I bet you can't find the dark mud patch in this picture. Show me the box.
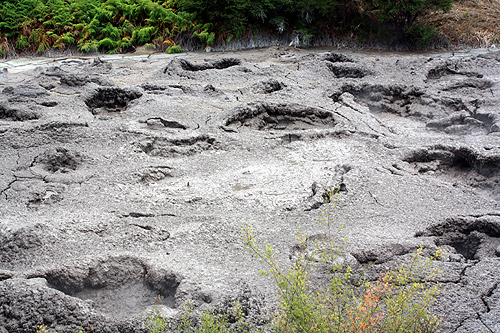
[135,134,217,157]
[326,63,372,78]
[0,103,39,121]
[33,147,84,173]
[416,215,500,260]
[42,256,181,319]
[39,101,58,107]
[143,117,188,129]
[225,102,335,130]
[179,58,241,71]
[322,52,355,63]
[140,83,192,94]
[85,87,142,115]
[252,79,286,94]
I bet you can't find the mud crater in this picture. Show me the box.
[136,134,217,157]
[43,256,181,319]
[404,145,500,197]
[33,147,84,173]
[417,215,500,260]
[326,63,372,78]
[225,102,335,130]
[85,87,142,114]
[331,83,424,116]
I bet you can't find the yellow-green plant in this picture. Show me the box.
[144,299,250,333]
[36,325,48,333]
[144,296,170,333]
[242,189,443,333]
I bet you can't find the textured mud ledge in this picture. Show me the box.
[1,47,500,332]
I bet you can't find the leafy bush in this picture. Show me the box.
[0,0,454,55]
[0,0,198,55]
[242,189,443,333]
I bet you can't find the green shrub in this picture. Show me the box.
[242,189,443,333]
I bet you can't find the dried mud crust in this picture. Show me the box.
[225,102,336,130]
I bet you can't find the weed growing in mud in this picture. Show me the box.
[144,299,250,333]
[242,189,443,333]
[144,296,170,333]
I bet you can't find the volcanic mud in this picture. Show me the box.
[1,47,500,332]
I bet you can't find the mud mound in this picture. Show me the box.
[404,145,500,175]
[225,102,335,130]
[85,87,142,114]
[84,57,113,74]
[426,110,496,134]
[0,224,44,256]
[2,84,49,98]
[0,103,39,121]
[60,73,113,87]
[135,134,217,157]
[33,147,83,173]
[0,278,106,333]
[417,215,500,260]
[442,78,494,91]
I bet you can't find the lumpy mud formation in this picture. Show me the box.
[1,47,500,332]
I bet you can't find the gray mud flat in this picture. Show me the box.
[1,47,500,332]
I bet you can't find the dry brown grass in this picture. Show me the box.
[423,0,500,46]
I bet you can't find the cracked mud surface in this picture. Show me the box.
[1,47,500,332]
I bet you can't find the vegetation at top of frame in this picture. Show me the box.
[0,0,454,56]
